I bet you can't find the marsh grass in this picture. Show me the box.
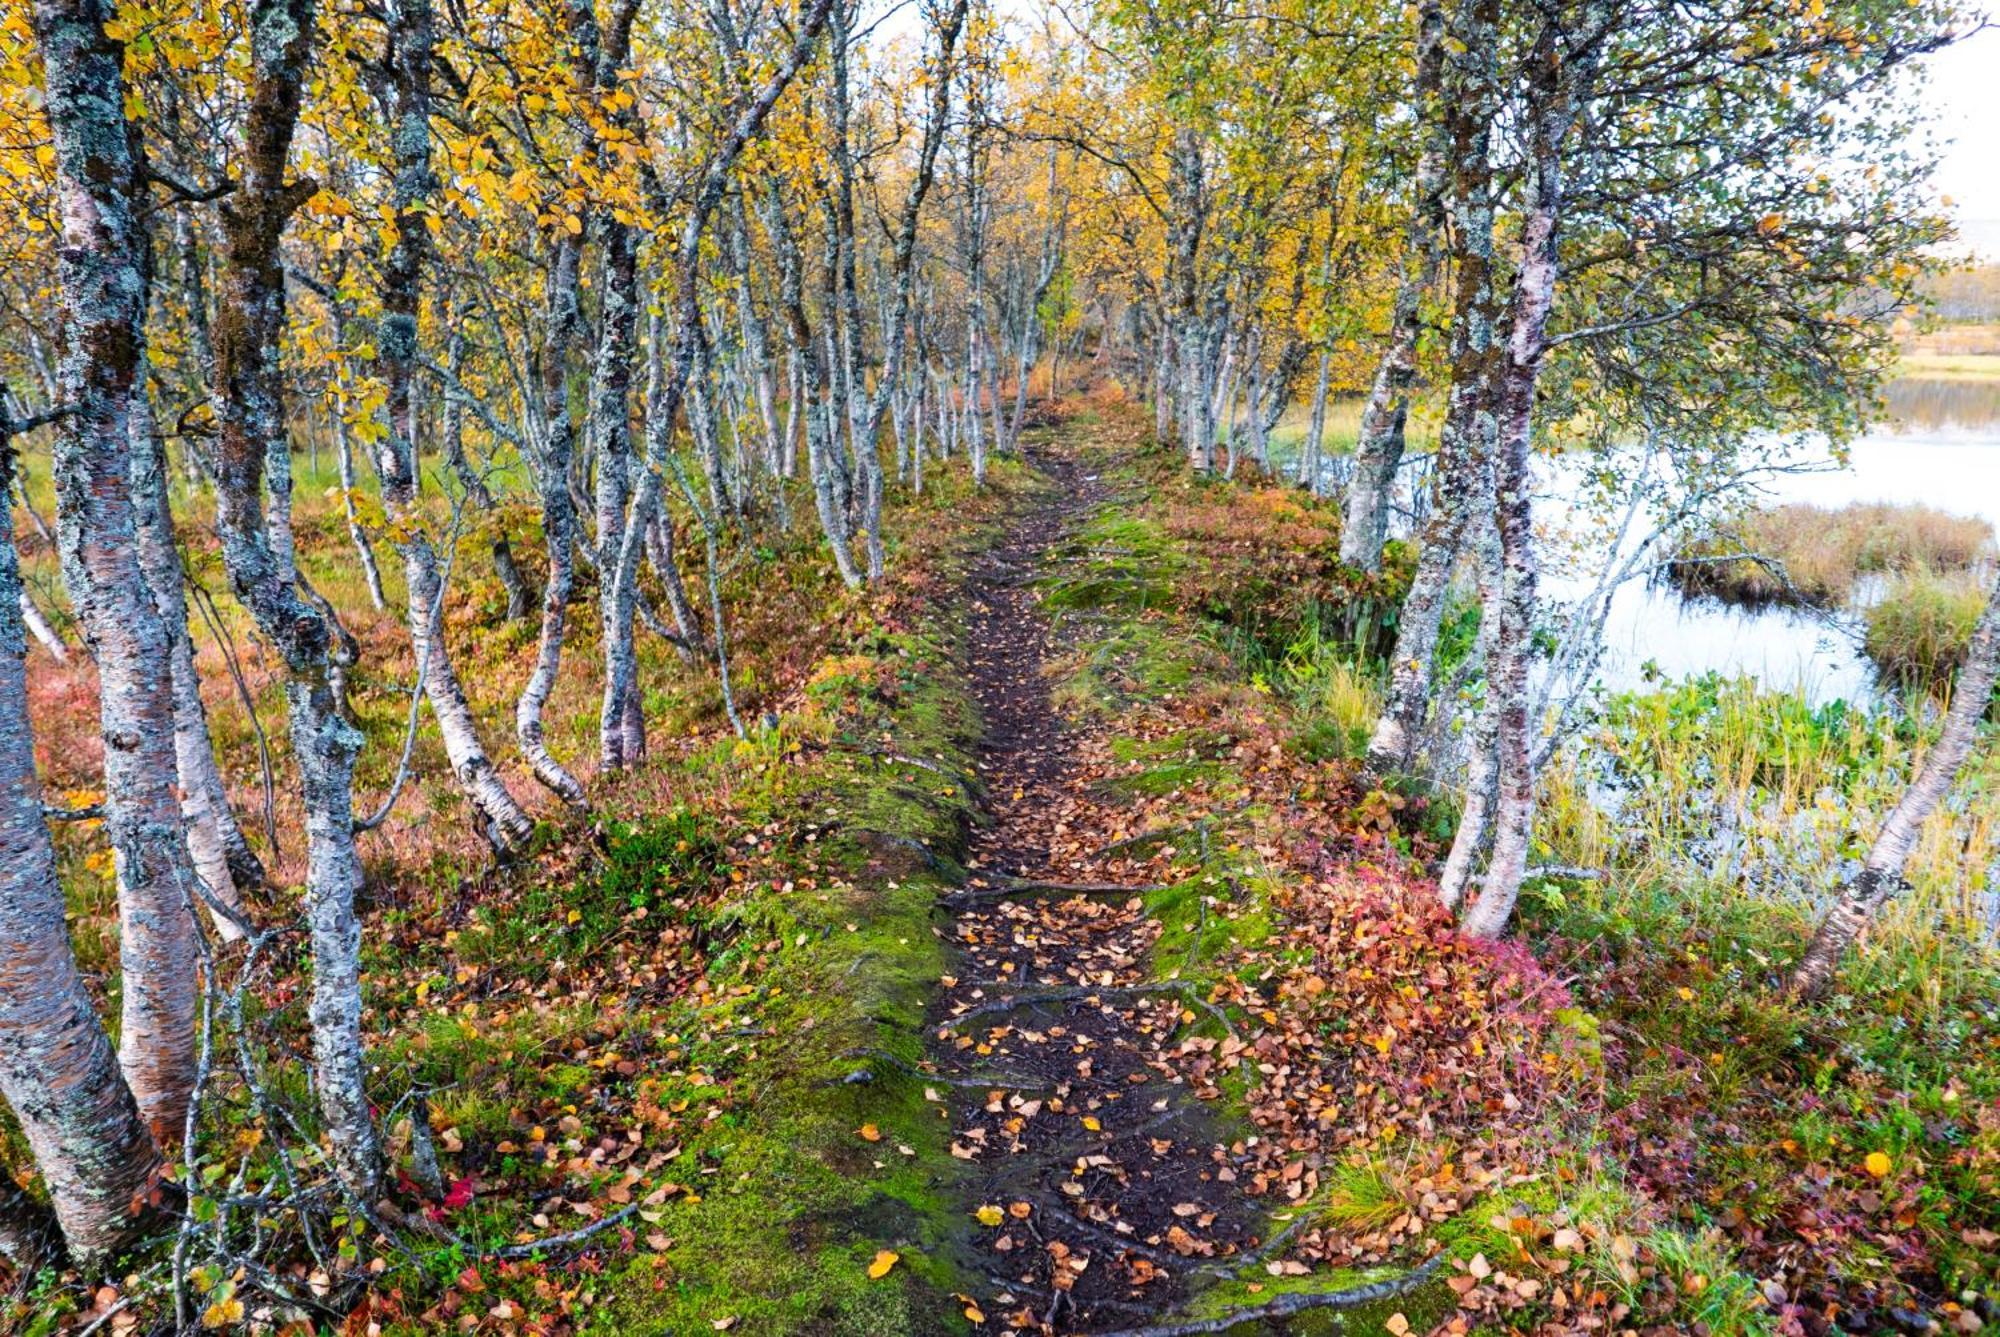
[1262,394,1369,465]
[1671,500,1993,608]
[1897,353,2000,379]
[1865,566,1995,687]
[1536,672,2000,955]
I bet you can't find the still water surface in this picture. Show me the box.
[1548,376,2000,704]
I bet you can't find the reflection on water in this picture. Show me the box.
[1543,374,2000,705]
[1588,584,1874,700]
[1885,376,2000,433]
[1269,375,2000,705]
[1776,435,2000,533]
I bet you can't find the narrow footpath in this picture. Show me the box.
[927,447,1259,1335]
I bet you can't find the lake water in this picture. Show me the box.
[1543,376,2000,705]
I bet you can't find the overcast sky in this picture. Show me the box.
[1925,19,2000,244]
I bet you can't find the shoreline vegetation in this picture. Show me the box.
[1668,500,1997,689]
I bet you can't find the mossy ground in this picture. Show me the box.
[8,400,1999,1336]
[4,444,1043,1333]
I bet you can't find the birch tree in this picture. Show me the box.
[1337,0,1446,572]
[1423,0,1961,932]
[1790,571,2000,995]
[210,0,381,1196]
[0,420,160,1261]
[598,0,837,754]
[369,0,537,846]
[33,0,204,1137]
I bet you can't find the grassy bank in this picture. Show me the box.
[1865,568,1997,686]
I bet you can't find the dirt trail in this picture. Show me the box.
[929,446,1259,1334]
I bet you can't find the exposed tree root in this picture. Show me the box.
[1090,1255,1446,1336]
[941,877,1171,905]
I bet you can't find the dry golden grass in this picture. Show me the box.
[1864,567,1994,687]
[1899,320,2000,359]
[1672,500,1993,607]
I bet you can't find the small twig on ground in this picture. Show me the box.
[943,877,1169,905]
[849,829,952,872]
[490,1204,641,1260]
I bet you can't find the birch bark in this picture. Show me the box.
[210,0,381,1197]
[376,0,536,844]
[1339,0,1448,571]
[1790,570,2000,995]
[1459,1,1611,941]
[18,588,65,661]
[0,425,161,1262]
[34,0,203,1137]
[1362,0,1499,779]
[518,221,589,806]
[131,383,251,940]
[593,220,645,770]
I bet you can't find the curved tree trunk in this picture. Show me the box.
[518,222,590,807]
[18,587,65,661]
[765,182,862,588]
[376,0,535,847]
[210,0,381,1199]
[646,509,704,657]
[0,430,161,1262]
[334,384,389,612]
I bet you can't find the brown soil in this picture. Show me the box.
[928,449,1261,1334]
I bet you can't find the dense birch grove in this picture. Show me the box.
[0,0,1990,1318]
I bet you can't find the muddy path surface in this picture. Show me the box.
[927,446,1262,1335]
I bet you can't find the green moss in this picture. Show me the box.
[1174,1265,1459,1337]
[1040,513,1181,614]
